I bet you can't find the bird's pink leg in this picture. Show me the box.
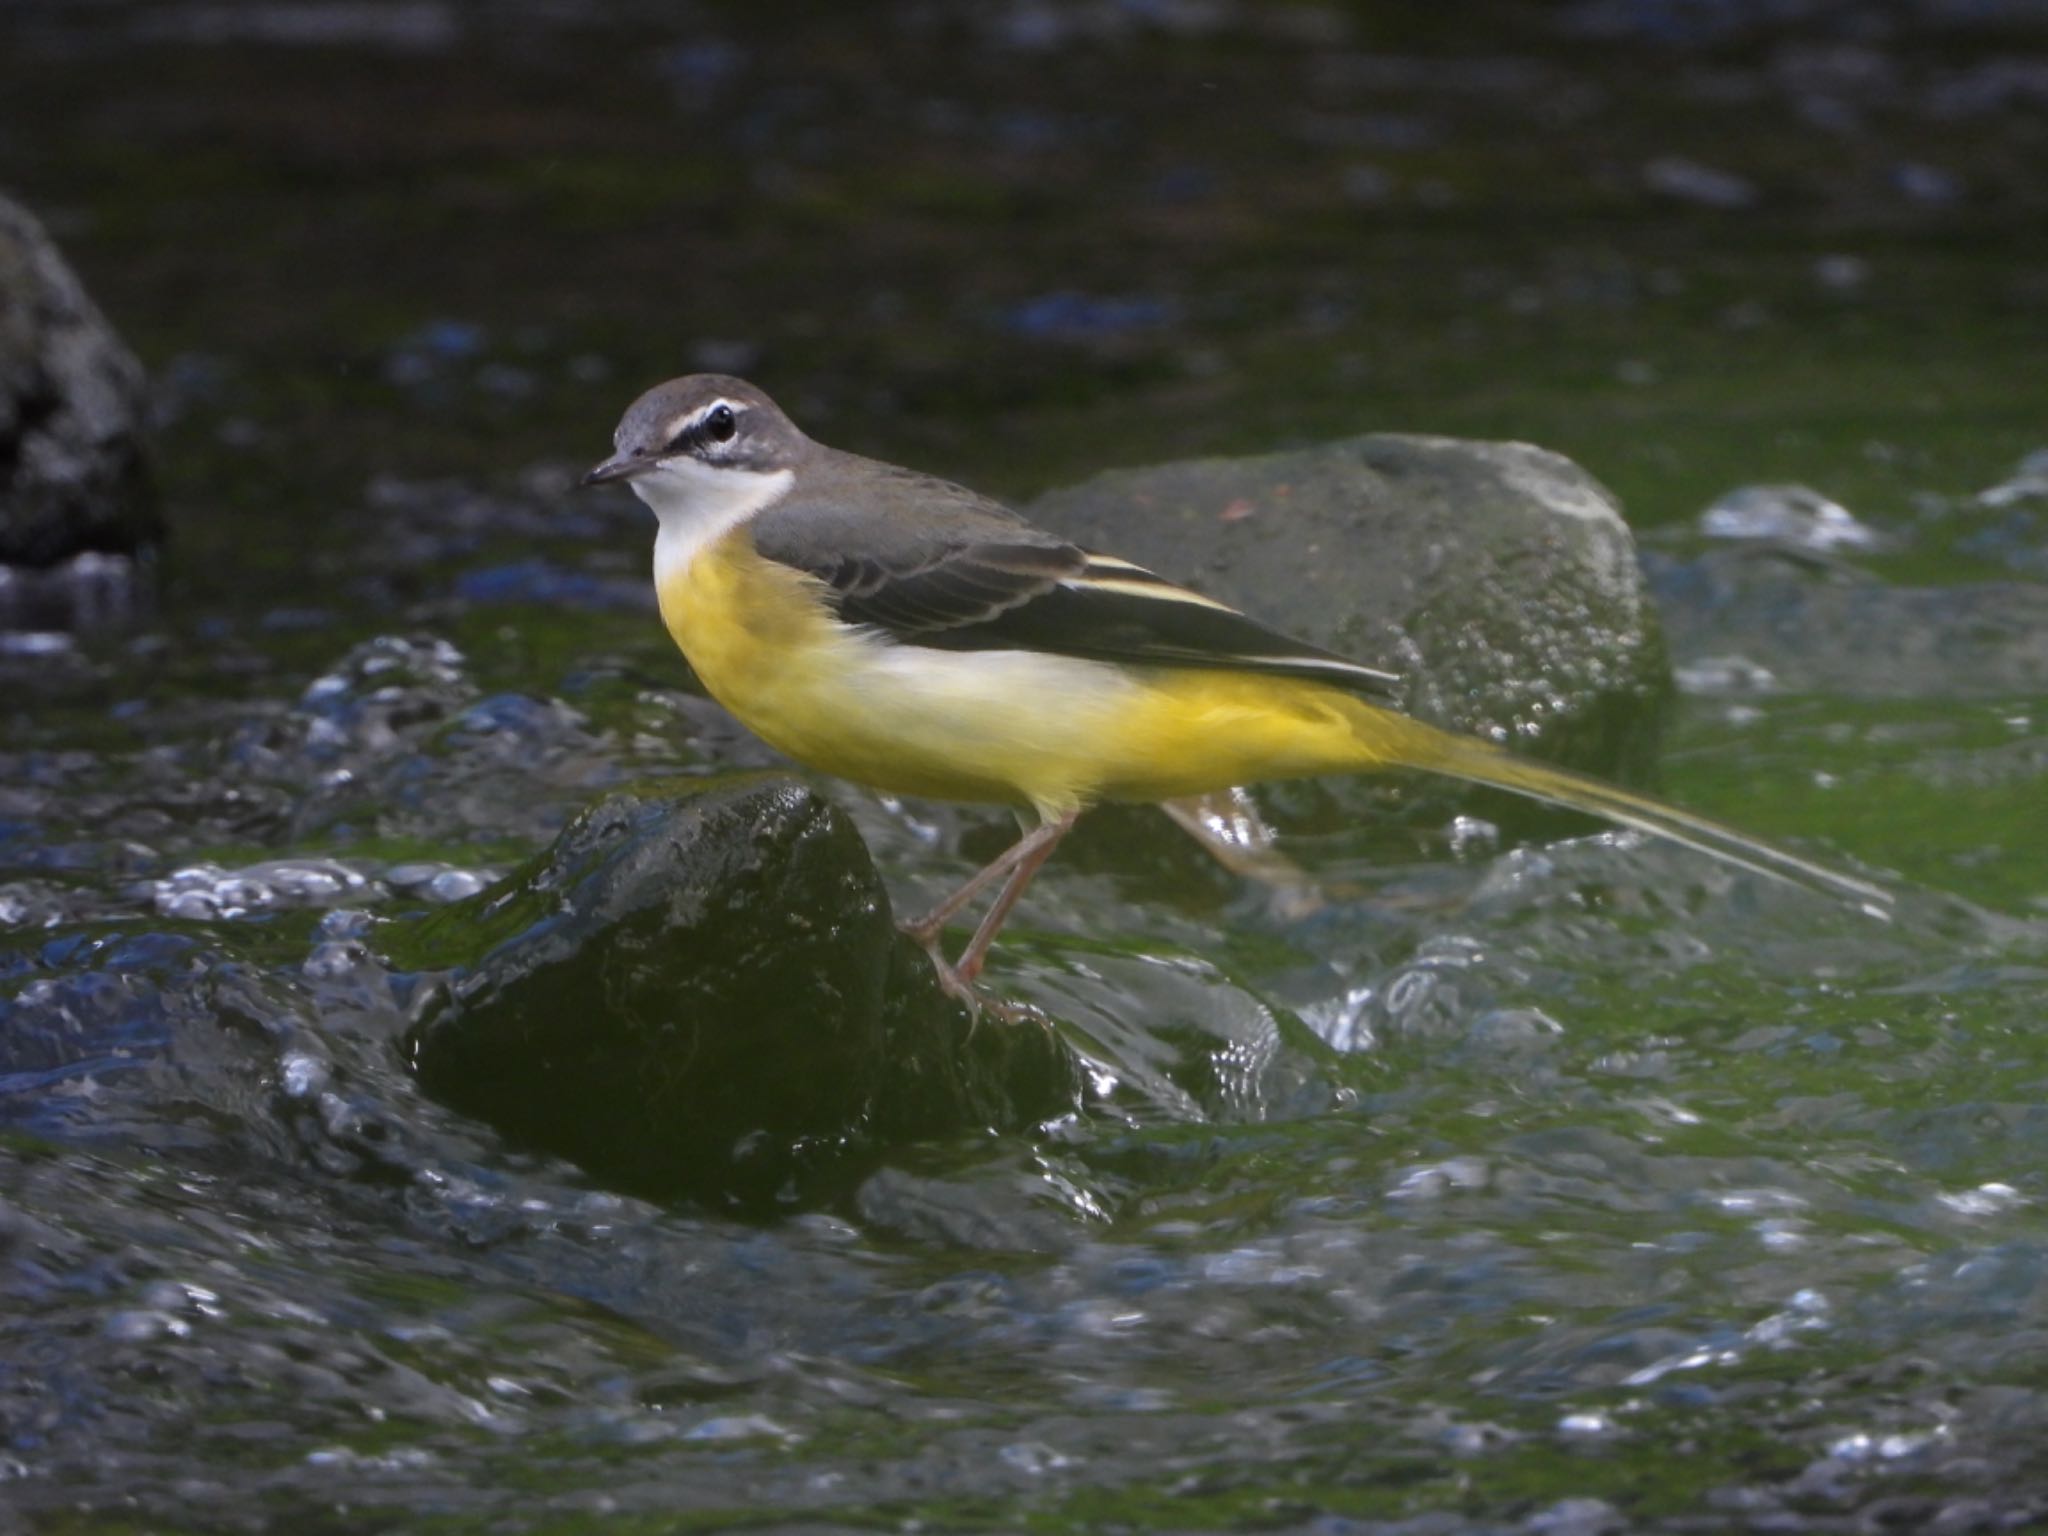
[900,810,1079,1002]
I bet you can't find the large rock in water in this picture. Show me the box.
[0,194,155,568]
[1030,435,1669,781]
[402,780,1079,1209]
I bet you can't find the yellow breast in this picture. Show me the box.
[656,527,1388,818]
[657,528,1091,812]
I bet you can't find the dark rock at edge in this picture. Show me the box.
[403,779,1080,1209]
[0,193,157,571]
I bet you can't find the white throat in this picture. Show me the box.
[637,458,795,588]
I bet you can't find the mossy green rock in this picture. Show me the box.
[1031,435,1670,782]
[404,780,1080,1209]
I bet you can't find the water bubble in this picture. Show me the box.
[103,1309,189,1342]
[152,859,378,921]
[1674,654,1778,695]
[280,1052,330,1099]
[1448,814,1500,856]
[1977,448,2048,509]
[1828,1428,1937,1462]
[1699,484,1886,553]
[998,1440,1074,1475]
[1386,1157,1489,1201]
[681,1414,798,1443]
[425,869,490,902]
[1936,1182,2025,1216]
[302,940,370,981]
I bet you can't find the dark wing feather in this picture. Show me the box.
[747,459,1400,697]
[951,562,1401,696]
[823,541,1087,637]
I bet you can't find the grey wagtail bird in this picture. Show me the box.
[583,375,1889,998]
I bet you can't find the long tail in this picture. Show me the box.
[1350,705,1893,912]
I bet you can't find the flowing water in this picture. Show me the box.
[4,3,2048,1530]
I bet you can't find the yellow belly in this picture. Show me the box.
[652,531,1889,910]
[659,530,1396,818]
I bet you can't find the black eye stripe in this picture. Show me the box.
[664,402,742,454]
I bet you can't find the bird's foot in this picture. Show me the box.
[923,951,983,1015]
[899,922,1044,1033]
[900,919,979,1008]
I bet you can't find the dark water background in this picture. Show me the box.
[4,1,2048,1529]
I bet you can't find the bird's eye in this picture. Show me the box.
[706,404,737,443]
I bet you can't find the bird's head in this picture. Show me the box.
[583,374,807,517]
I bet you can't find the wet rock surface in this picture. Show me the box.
[1033,436,1670,781]
[405,781,1078,1207]
[0,194,156,572]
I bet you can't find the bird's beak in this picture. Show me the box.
[582,451,652,488]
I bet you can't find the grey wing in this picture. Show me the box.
[749,461,1086,635]
[747,464,1401,697]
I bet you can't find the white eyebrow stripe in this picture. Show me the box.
[663,398,744,444]
[1060,575,1239,610]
